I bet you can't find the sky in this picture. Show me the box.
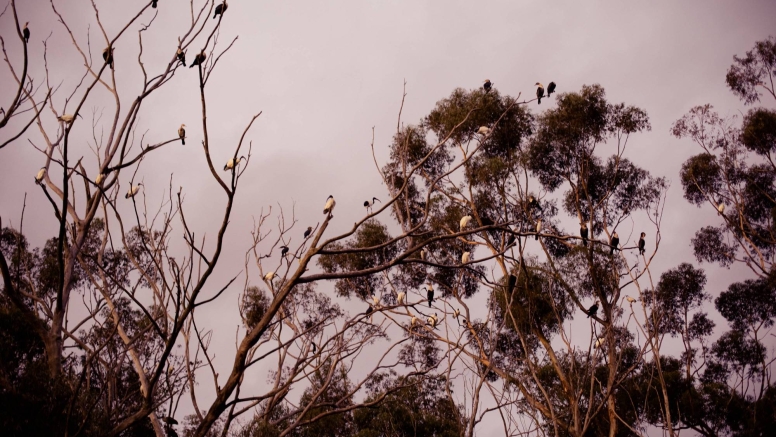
[1,0,776,434]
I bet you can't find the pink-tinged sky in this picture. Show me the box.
[1,1,775,433]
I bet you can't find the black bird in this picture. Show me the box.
[22,22,30,44]
[535,83,545,104]
[280,245,289,257]
[103,47,114,69]
[506,234,516,247]
[152,0,158,8]
[426,284,434,307]
[365,305,374,316]
[190,51,206,69]
[507,274,517,295]
[364,197,380,213]
[580,223,588,247]
[528,195,543,212]
[213,0,228,19]
[303,226,312,239]
[610,232,619,255]
[162,417,178,425]
[483,79,492,93]
[547,81,556,97]
[176,48,186,66]
[587,301,599,318]
[638,232,646,255]
[311,343,317,353]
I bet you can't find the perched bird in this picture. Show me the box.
[162,417,178,425]
[717,202,725,214]
[477,126,492,136]
[535,83,545,104]
[420,249,426,261]
[263,272,276,281]
[95,173,106,185]
[610,232,619,255]
[427,313,438,328]
[453,308,460,324]
[626,296,637,304]
[587,301,599,318]
[303,226,313,239]
[58,113,81,123]
[125,183,143,199]
[528,195,543,212]
[22,22,30,44]
[594,338,603,349]
[102,47,114,69]
[638,232,646,255]
[483,79,492,93]
[372,295,380,307]
[507,274,517,295]
[152,0,158,8]
[364,197,380,213]
[506,234,516,247]
[311,343,317,353]
[323,195,336,214]
[580,223,589,247]
[176,47,186,66]
[460,215,472,231]
[213,0,228,19]
[397,291,405,305]
[365,304,374,320]
[34,167,46,185]
[280,246,289,257]
[411,315,417,326]
[189,51,206,69]
[535,219,542,241]
[461,251,471,264]
[426,284,434,307]
[547,81,556,97]
[223,156,244,171]
[178,124,186,145]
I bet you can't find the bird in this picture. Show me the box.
[189,51,206,69]
[461,251,471,264]
[22,22,30,44]
[178,124,186,145]
[311,343,317,353]
[427,313,438,328]
[411,315,417,326]
[460,215,472,231]
[625,296,637,304]
[528,195,543,212]
[34,167,46,185]
[162,417,178,425]
[364,197,380,213]
[535,83,545,104]
[176,47,186,66]
[426,284,434,307]
[507,274,517,295]
[125,183,143,199]
[280,246,289,257]
[580,223,589,247]
[506,234,516,247]
[587,301,599,318]
[594,338,603,349]
[323,195,336,214]
[610,232,619,255]
[420,249,426,261]
[223,156,244,171]
[477,126,492,136]
[535,219,542,241]
[547,81,556,97]
[213,0,228,19]
[58,113,81,123]
[638,232,646,255]
[95,173,106,185]
[263,272,276,281]
[303,226,313,239]
[372,295,380,307]
[483,79,492,93]
[717,202,725,214]
[453,308,460,323]
[102,47,114,69]
[397,291,405,305]
[151,0,158,8]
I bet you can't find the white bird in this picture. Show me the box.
[125,183,143,199]
[323,195,336,214]
[224,156,245,171]
[427,313,438,328]
[34,167,46,185]
[594,338,603,349]
[460,215,472,231]
[411,315,417,326]
[717,202,725,214]
[626,296,637,303]
[535,219,542,241]
[372,295,380,307]
[58,113,81,123]
[178,124,186,145]
[477,126,491,135]
[420,249,426,261]
[263,272,276,281]
[364,197,381,213]
[461,251,471,264]
[95,173,106,185]
[453,308,460,319]
[397,292,405,305]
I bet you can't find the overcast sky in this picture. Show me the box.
[2,0,776,433]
